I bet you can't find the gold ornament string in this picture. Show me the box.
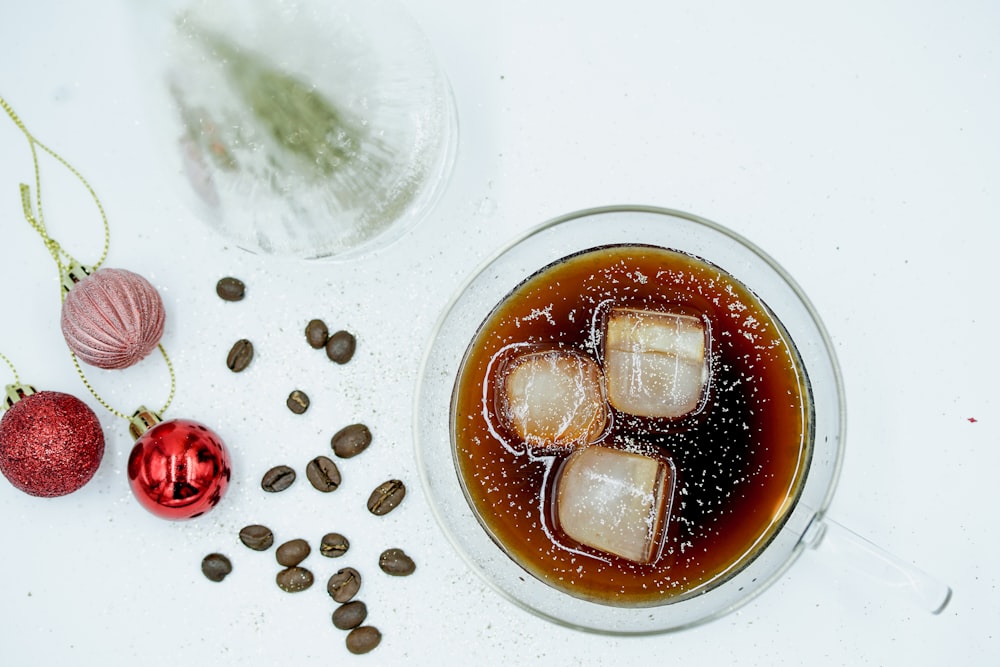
[0,352,20,387]
[0,96,109,282]
[69,345,176,421]
[0,94,175,421]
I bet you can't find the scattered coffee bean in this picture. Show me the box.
[216,276,246,301]
[332,601,367,631]
[286,389,310,414]
[305,319,329,349]
[201,553,232,582]
[276,538,311,567]
[261,465,296,493]
[226,338,254,372]
[378,548,416,576]
[276,566,314,593]
[346,626,381,655]
[367,479,406,516]
[305,456,341,492]
[327,567,362,603]
[238,524,274,551]
[319,532,350,558]
[331,423,372,459]
[325,330,356,364]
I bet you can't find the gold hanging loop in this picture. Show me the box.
[0,95,176,421]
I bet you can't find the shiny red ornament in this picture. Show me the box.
[0,389,105,497]
[127,412,231,520]
[61,267,167,370]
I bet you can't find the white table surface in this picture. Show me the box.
[1,1,997,664]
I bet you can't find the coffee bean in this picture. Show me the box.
[332,600,367,630]
[346,626,381,655]
[367,479,406,516]
[201,553,232,582]
[327,567,362,603]
[238,524,274,551]
[276,538,311,567]
[325,330,356,364]
[331,423,372,459]
[226,338,254,372]
[305,456,341,492]
[261,465,296,492]
[319,532,350,558]
[305,319,329,349]
[378,548,416,576]
[276,566,314,593]
[286,390,310,414]
[216,276,245,301]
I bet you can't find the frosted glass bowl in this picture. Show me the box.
[415,206,846,634]
[136,0,457,260]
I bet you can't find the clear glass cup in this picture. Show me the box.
[414,205,949,634]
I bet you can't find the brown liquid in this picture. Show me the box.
[453,245,812,606]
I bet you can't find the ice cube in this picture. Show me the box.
[500,349,607,451]
[555,444,672,563]
[603,307,708,418]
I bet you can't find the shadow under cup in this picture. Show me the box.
[415,206,845,634]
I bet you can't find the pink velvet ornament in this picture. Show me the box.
[61,268,166,370]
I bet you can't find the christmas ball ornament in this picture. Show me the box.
[61,267,167,370]
[0,386,105,497]
[127,408,231,520]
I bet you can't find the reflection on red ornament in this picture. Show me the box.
[127,412,230,520]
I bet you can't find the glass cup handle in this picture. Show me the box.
[804,515,952,614]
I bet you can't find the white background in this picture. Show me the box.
[0,1,997,664]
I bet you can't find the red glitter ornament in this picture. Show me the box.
[61,267,167,370]
[126,409,231,520]
[0,388,105,497]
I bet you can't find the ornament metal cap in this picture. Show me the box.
[4,382,37,410]
[129,406,163,440]
[61,260,93,293]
